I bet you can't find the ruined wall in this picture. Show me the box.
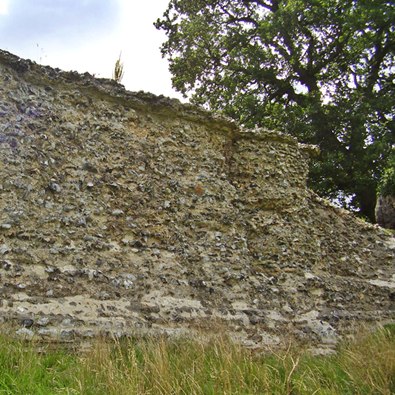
[0,50,394,351]
[376,195,395,230]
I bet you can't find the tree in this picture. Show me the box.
[155,0,395,222]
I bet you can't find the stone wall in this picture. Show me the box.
[0,50,394,352]
[376,195,395,229]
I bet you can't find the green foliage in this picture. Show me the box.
[378,150,395,197]
[155,0,395,221]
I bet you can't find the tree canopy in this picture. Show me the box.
[155,0,395,222]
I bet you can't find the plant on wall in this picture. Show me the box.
[113,52,124,83]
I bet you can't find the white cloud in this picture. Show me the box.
[0,0,9,15]
[0,0,119,46]
[0,0,183,100]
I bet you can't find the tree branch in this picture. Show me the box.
[242,0,279,12]
[366,30,395,94]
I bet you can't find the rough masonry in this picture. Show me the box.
[0,50,394,352]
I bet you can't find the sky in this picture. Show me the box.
[0,0,185,100]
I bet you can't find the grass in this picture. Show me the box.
[0,325,394,394]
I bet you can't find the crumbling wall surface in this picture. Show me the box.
[376,195,395,230]
[0,50,394,351]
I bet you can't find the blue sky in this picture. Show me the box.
[0,0,183,99]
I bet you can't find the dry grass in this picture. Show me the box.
[0,325,394,394]
[113,52,124,83]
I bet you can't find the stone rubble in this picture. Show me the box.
[0,49,394,351]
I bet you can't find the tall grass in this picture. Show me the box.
[0,325,394,394]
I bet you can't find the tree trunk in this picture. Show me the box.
[354,186,377,223]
